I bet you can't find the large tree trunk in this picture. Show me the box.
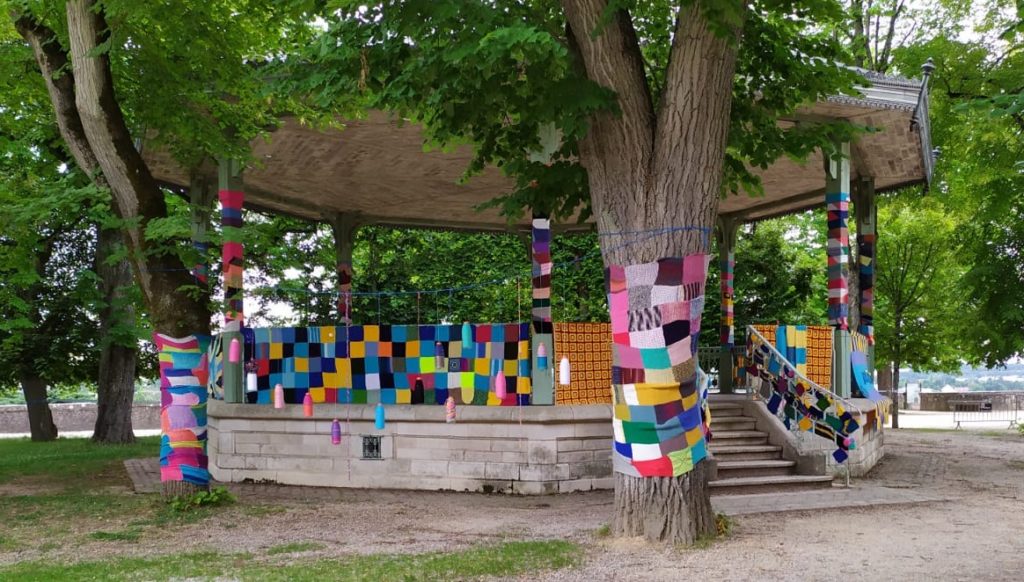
[14,5,210,338]
[19,373,58,442]
[93,226,137,444]
[563,0,740,543]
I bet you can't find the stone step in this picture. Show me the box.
[709,444,783,462]
[708,402,744,415]
[710,415,756,431]
[709,474,835,496]
[709,430,768,446]
[715,459,795,479]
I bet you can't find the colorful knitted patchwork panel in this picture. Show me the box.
[851,331,884,402]
[219,189,244,324]
[858,232,875,342]
[554,322,613,405]
[243,323,531,406]
[776,325,808,377]
[156,334,210,486]
[752,324,832,389]
[607,256,711,478]
[531,217,553,334]
[826,190,850,329]
[746,332,858,463]
[720,251,735,347]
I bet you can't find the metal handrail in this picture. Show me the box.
[745,325,864,417]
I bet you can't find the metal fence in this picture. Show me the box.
[952,394,1020,429]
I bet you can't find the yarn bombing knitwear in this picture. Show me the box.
[608,255,711,478]
[156,334,210,486]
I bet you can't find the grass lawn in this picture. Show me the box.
[0,436,581,581]
[0,541,579,582]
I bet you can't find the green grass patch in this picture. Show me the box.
[0,534,19,551]
[88,529,141,543]
[594,523,611,538]
[0,540,580,581]
[266,541,326,555]
[0,436,159,487]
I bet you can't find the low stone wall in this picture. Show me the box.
[208,401,614,494]
[919,391,1023,412]
[743,397,885,478]
[0,402,161,434]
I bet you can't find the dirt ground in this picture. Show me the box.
[3,429,1023,580]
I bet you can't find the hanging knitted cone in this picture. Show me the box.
[245,371,257,393]
[461,321,473,349]
[537,342,548,370]
[412,376,425,405]
[434,342,445,370]
[273,383,285,409]
[559,356,571,386]
[495,371,507,400]
[303,392,314,417]
[228,337,241,363]
[375,402,386,430]
[331,418,342,445]
[445,396,456,424]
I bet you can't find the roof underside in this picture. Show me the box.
[145,74,931,231]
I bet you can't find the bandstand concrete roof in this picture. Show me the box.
[145,70,933,231]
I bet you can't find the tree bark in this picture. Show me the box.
[19,373,58,442]
[15,4,210,337]
[93,226,137,444]
[563,0,740,543]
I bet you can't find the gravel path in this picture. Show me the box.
[3,429,1023,580]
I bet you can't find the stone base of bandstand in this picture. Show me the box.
[207,400,614,494]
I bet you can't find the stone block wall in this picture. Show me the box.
[0,403,160,434]
[919,391,1022,412]
[208,401,614,494]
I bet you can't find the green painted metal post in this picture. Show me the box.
[825,143,852,399]
[219,159,245,403]
[716,216,740,393]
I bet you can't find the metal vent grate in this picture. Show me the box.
[361,435,382,460]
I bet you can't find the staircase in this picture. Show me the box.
[708,397,834,495]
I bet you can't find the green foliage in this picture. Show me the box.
[887,2,1024,366]
[167,486,236,513]
[715,512,734,537]
[874,195,965,373]
[703,213,827,334]
[284,0,866,225]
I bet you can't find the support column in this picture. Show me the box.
[330,213,360,325]
[530,216,554,405]
[188,173,215,289]
[854,176,876,368]
[218,159,244,403]
[716,216,740,393]
[825,143,852,398]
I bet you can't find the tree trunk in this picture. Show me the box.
[93,226,137,444]
[19,373,58,442]
[562,0,740,543]
[16,5,210,338]
[613,462,716,544]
